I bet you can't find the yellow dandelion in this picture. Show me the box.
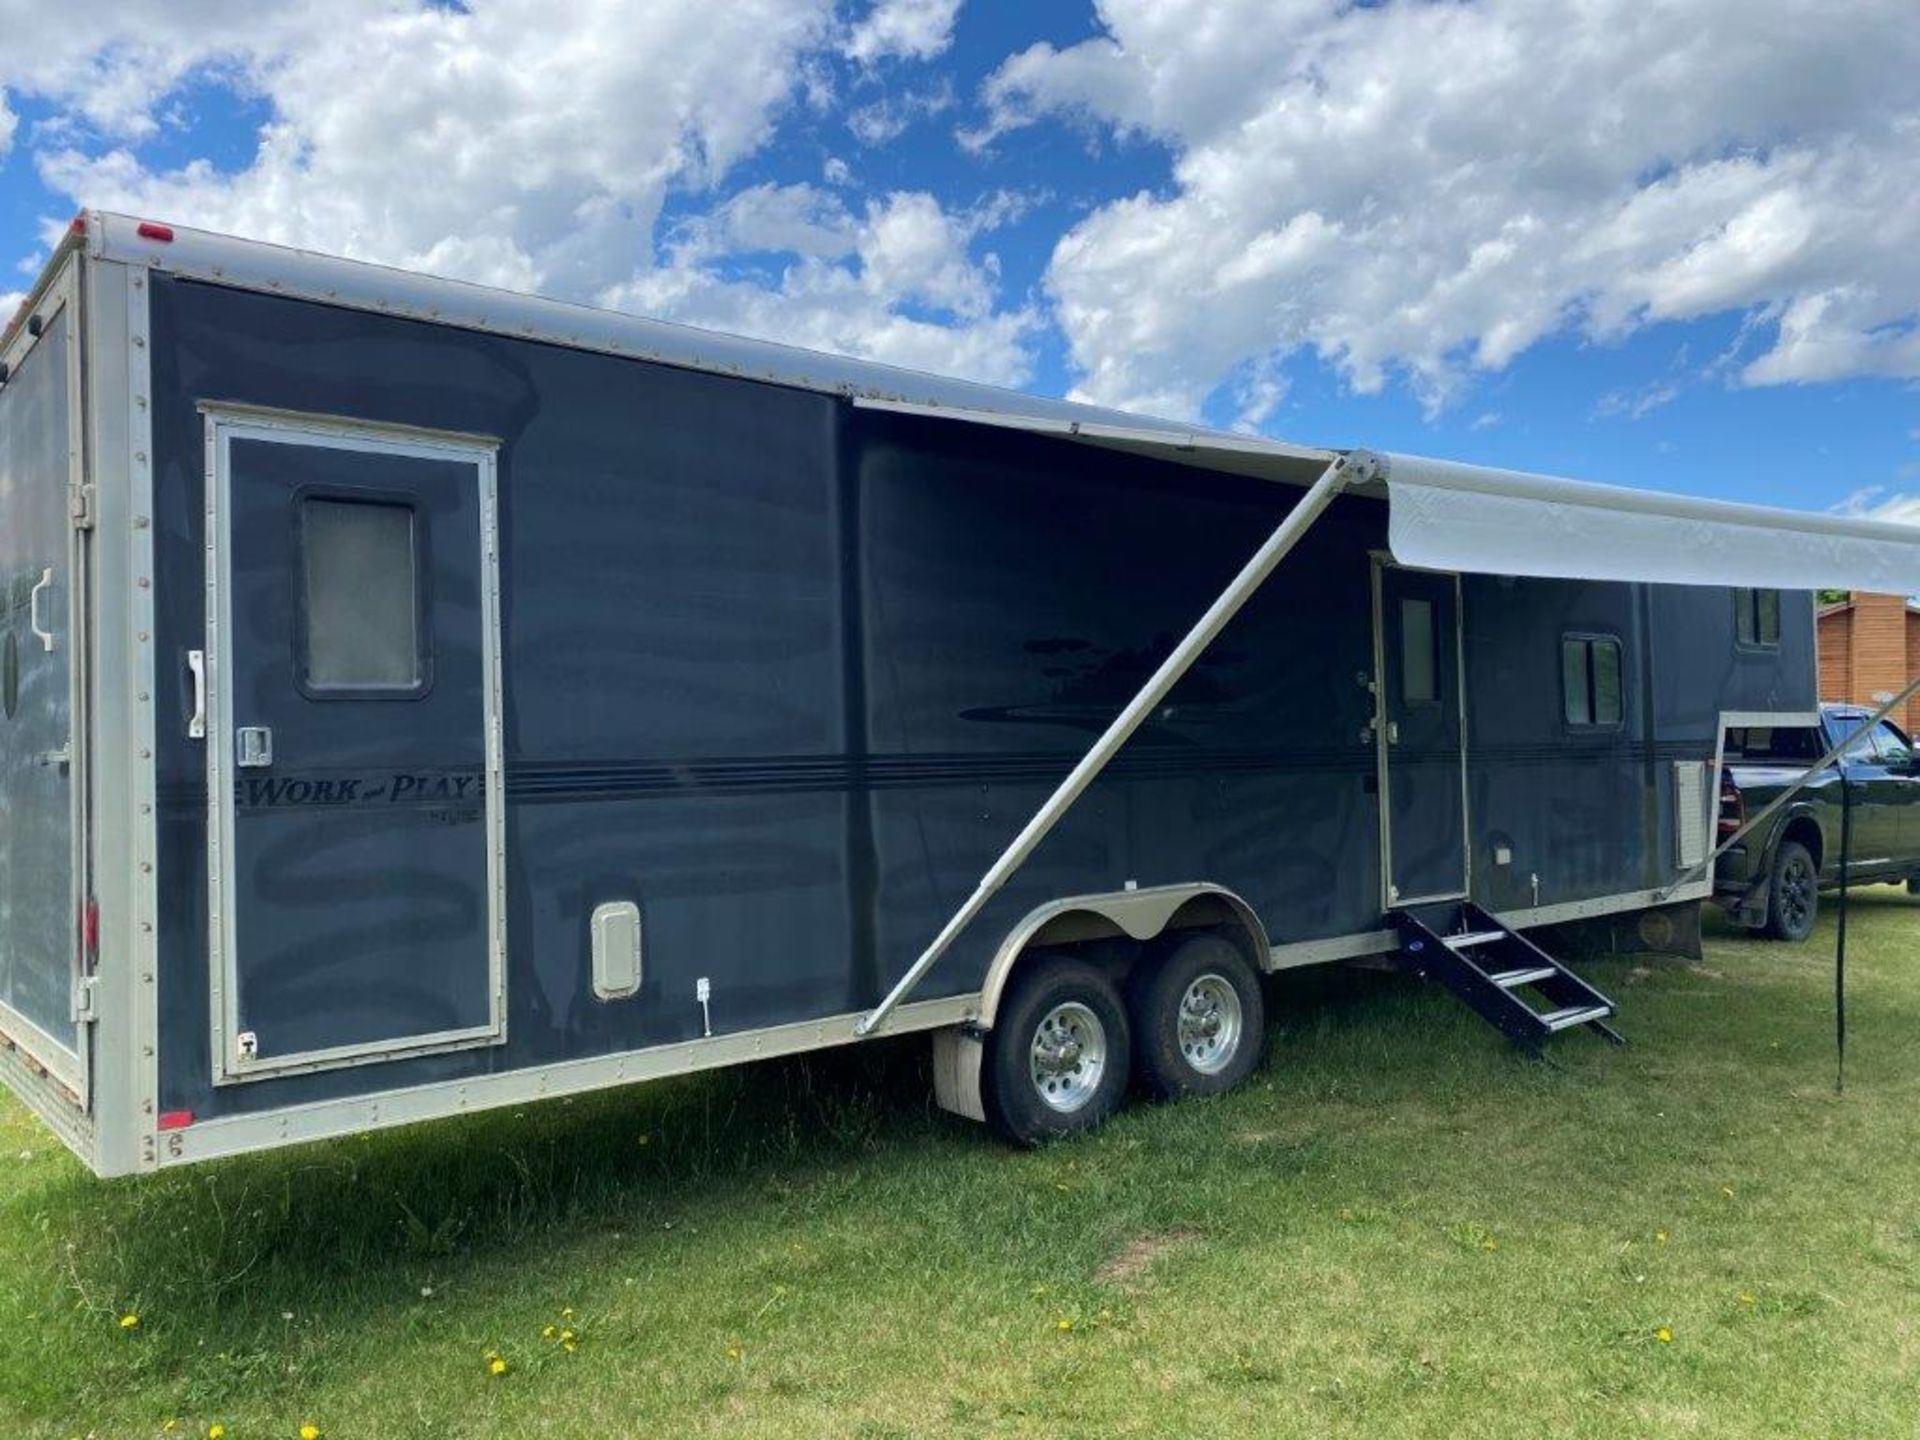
[301,1426,322,1440]
[542,1324,557,1340]
[560,1329,576,1345]
[726,1343,743,1362]
[163,1424,178,1435]
[1655,1326,1673,1344]
[563,1340,578,1354]
[1739,1293,1756,1306]
[208,1427,226,1440]
[1720,1186,1734,1198]
[1655,1231,1669,1244]
[1055,1317,1074,1333]
[561,1306,575,1320]
[118,1312,141,1330]
[488,1355,509,1377]
[1479,1237,1498,1252]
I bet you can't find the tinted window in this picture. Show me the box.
[1563,635,1624,727]
[1725,725,1821,762]
[1400,596,1437,704]
[1562,639,1588,726]
[1829,714,1877,760]
[1873,721,1912,767]
[1735,588,1782,647]
[300,497,424,693]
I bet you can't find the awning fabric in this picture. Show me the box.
[853,396,1920,594]
[1383,453,1920,594]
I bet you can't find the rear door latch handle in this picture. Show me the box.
[235,726,273,768]
[186,650,207,740]
[28,568,54,652]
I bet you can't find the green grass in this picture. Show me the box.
[4,891,1919,1439]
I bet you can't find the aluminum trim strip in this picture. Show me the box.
[203,409,509,1085]
[153,994,976,1167]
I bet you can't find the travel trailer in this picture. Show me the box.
[4,213,1916,1175]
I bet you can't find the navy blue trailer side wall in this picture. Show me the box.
[852,411,1386,979]
[142,274,1817,1126]
[1462,578,1814,913]
[144,277,1386,1122]
[151,277,855,1117]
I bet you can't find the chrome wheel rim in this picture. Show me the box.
[1177,973,1243,1076]
[1029,1001,1107,1113]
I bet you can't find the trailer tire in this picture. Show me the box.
[1764,839,1819,942]
[982,958,1131,1146]
[1129,932,1265,1101]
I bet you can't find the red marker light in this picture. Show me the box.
[157,1110,195,1132]
[68,215,88,238]
[82,897,99,958]
[135,221,174,243]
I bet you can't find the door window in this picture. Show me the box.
[298,497,427,695]
[1832,714,1878,760]
[1399,596,1438,704]
[1871,721,1913,768]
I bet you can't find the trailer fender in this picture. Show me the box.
[974,882,1268,1032]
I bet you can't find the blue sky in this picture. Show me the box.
[2,0,1915,515]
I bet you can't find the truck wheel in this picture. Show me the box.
[1129,932,1265,1101]
[983,958,1131,1146]
[1764,840,1819,942]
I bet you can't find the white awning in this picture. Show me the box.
[1382,453,1920,594]
[853,396,1920,594]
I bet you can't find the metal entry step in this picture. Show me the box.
[1390,902,1624,1054]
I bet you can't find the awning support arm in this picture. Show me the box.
[1658,672,1920,902]
[854,449,1378,1038]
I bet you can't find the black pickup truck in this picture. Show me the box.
[1715,705,1920,941]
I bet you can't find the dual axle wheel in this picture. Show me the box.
[981,932,1266,1145]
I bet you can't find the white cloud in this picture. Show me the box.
[613,189,1035,386]
[668,182,858,265]
[5,2,1035,389]
[0,91,16,158]
[844,0,963,66]
[24,0,836,297]
[1592,381,1682,423]
[978,0,1920,419]
[1856,494,1920,525]
[847,78,954,147]
[0,2,374,139]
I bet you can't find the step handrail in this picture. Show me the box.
[853,449,1377,1037]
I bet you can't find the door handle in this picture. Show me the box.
[28,568,54,653]
[186,650,207,740]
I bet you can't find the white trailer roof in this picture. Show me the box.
[66,210,1920,596]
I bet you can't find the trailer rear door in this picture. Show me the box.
[0,266,88,1097]
[205,412,506,1082]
